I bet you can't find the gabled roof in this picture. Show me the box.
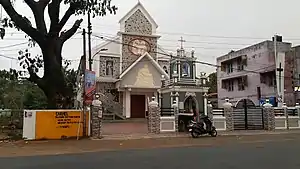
[119,1,158,28]
[119,52,169,79]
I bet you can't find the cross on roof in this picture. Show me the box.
[178,37,186,49]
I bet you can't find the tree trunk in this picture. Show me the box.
[37,40,68,109]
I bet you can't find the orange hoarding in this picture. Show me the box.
[35,110,89,140]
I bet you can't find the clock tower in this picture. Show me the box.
[118,1,160,73]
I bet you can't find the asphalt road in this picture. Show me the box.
[1,136,300,169]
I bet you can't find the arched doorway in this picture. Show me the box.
[178,96,198,132]
[184,96,197,112]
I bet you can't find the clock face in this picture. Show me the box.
[128,39,150,56]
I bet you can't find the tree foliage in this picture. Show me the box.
[0,69,47,109]
[0,65,77,109]
[0,0,117,108]
[207,72,217,93]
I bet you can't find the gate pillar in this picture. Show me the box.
[263,101,275,131]
[91,99,103,139]
[172,100,179,132]
[148,97,161,134]
[207,101,213,122]
[223,99,234,131]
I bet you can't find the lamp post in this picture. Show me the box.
[87,1,92,71]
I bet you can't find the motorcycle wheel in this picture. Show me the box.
[191,130,200,138]
[210,129,217,137]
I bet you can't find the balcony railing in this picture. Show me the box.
[163,78,208,87]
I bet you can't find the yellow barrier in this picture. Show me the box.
[34,110,89,140]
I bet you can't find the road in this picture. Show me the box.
[1,134,300,169]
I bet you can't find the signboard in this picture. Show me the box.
[259,97,277,107]
[35,110,89,140]
[84,70,96,104]
[294,86,300,92]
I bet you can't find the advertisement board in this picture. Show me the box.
[35,110,89,140]
[85,70,96,105]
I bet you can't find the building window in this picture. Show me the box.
[226,63,233,74]
[221,63,226,72]
[228,80,234,91]
[237,58,244,71]
[163,66,168,74]
[268,75,276,87]
[265,72,276,87]
[238,78,245,91]
[260,75,266,84]
[105,60,113,76]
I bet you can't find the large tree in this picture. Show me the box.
[0,0,117,108]
[207,72,217,93]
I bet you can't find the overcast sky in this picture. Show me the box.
[1,0,300,75]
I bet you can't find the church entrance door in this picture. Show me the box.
[131,95,146,118]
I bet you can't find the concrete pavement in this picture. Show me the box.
[1,133,300,169]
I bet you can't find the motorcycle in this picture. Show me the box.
[187,116,217,138]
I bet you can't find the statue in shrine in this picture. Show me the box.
[106,61,113,76]
[182,63,190,77]
[134,64,154,87]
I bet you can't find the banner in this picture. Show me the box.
[84,70,96,104]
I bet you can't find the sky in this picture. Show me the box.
[1,0,300,75]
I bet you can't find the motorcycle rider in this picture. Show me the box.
[201,114,212,132]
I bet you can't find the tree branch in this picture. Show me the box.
[24,0,35,9]
[24,0,47,35]
[39,0,51,7]
[48,0,62,35]
[0,0,44,43]
[57,5,75,32]
[60,19,83,42]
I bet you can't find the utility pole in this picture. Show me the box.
[88,7,92,71]
[82,29,87,137]
[274,35,284,107]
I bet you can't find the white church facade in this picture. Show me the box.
[88,2,208,120]
[90,2,170,119]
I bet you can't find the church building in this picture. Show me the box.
[89,2,208,119]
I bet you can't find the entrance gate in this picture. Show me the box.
[233,99,264,130]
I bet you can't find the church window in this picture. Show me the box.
[182,63,191,77]
[105,60,114,76]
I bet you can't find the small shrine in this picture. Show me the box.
[158,42,209,131]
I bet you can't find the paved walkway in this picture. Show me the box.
[99,129,300,140]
